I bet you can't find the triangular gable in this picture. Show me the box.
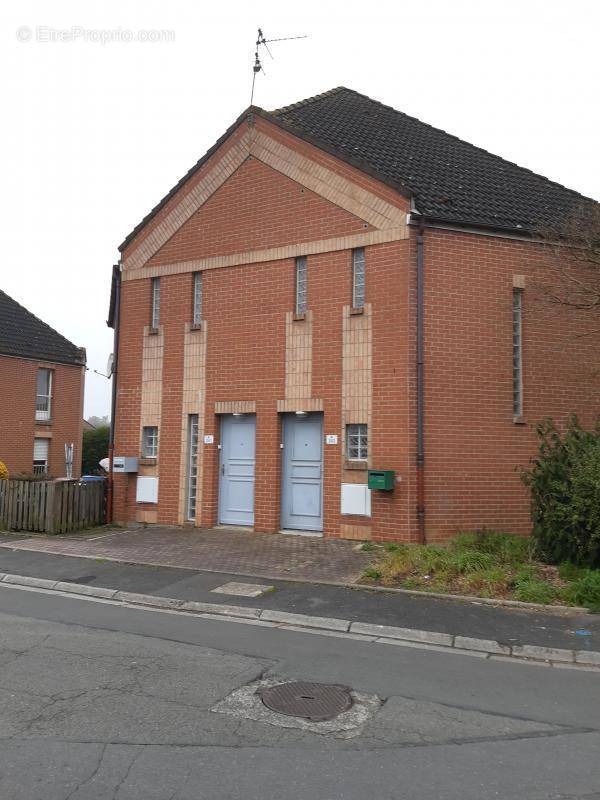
[121,117,407,277]
[147,157,373,267]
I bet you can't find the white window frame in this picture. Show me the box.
[33,438,49,474]
[35,368,53,421]
[513,288,523,418]
[295,256,307,315]
[151,277,160,329]
[346,423,368,461]
[142,426,159,458]
[352,248,365,309]
[192,272,202,326]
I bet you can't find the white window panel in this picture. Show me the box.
[352,248,365,309]
[295,256,307,315]
[33,438,49,474]
[142,426,159,458]
[36,368,52,421]
[193,272,202,325]
[186,414,199,521]
[346,423,368,460]
[513,289,523,416]
[151,277,160,328]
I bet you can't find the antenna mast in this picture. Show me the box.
[251,27,307,105]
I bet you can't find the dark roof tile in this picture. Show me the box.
[0,290,85,367]
[272,87,595,231]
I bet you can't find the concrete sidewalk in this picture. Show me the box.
[0,540,598,653]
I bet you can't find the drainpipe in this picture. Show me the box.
[416,223,426,543]
[106,263,121,523]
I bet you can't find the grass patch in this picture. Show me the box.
[360,530,600,609]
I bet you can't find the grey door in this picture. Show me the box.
[281,413,323,531]
[218,415,256,526]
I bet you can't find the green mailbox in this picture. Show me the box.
[368,470,395,491]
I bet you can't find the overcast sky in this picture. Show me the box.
[2,0,598,418]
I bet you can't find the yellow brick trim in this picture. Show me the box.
[122,227,408,282]
[214,401,256,414]
[177,321,208,524]
[250,131,405,230]
[123,132,252,272]
[122,127,407,274]
[276,398,324,413]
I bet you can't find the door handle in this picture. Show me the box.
[221,464,225,476]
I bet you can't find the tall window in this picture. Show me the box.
[33,438,49,474]
[36,368,52,421]
[295,256,307,315]
[142,426,159,458]
[151,277,160,329]
[352,248,365,309]
[346,423,368,461]
[512,288,523,417]
[186,414,199,521]
[192,272,202,325]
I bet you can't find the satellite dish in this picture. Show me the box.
[106,353,114,377]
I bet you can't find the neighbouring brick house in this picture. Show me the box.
[109,87,599,542]
[0,290,86,478]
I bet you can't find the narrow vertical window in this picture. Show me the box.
[33,438,49,474]
[352,248,365,309]
[35,368,52,420]
[512,288,523,418]
[346,423,368,460]
[295,256,307,315]
[186,414,199,521]
[192,272,202,325]
[142,426,159,458]
[151,277,160,329]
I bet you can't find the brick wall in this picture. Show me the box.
[113,116,599,541]
[0,355,84,478]
[420,228,600,541]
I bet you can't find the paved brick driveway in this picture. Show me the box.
[0,527,370,584]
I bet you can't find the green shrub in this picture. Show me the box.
[452,531,533,565]
[362,566,382,581]
[0,461,8,481]
[513,577,558,605]
[557,562,587,581]
[563,570,600,611]
[521,417,600,568]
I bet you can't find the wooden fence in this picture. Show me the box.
[0,479,106,534]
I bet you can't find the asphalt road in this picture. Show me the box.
[1,584,599,800]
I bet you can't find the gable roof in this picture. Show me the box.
[0,290,85,367]
[272,87,595,232]
[119,87,595,251]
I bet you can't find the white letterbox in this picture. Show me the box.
[340,483,371,517]
[136,476,159,504]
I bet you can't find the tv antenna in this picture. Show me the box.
[251,27,308,105]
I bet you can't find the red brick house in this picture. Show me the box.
[0,290,86,479]
[109,87,599,542]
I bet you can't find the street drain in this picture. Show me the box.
[260,681,352,722]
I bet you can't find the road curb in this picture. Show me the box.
[0,571,598,672]
[0,539,590,614]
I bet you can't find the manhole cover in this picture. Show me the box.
[260,681,353,722]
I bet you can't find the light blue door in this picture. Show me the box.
[281,413,323,531]
[218,415,256,526]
